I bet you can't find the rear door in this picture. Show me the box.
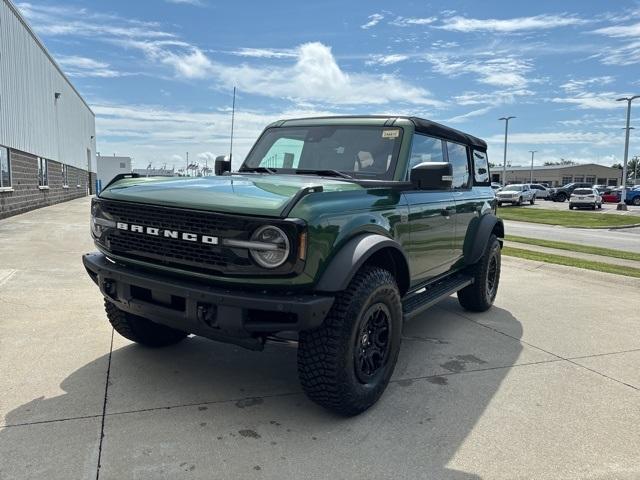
[446,141,477,261]
[403,134,456,284]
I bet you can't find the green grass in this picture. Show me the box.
[506,235,640,262]
[497,207,640,228]
[503,246,640,278]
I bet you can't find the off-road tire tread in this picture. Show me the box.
[457,235,501,312]
[297,266,401,416]
[104,300,187,347]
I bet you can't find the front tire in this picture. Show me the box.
[104,301,188,347]
[297,266,402,416]
[557,193,567,202]
[516,197,522,206]
[633,197,640,206]
[530,197,535,205]
[569,204,574,210]
[458,235,501,312]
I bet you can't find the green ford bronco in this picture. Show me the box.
[84,116,503,415]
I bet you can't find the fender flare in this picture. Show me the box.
[463,214,504,266]
[315,234,410,294]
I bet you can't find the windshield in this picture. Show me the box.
[502,185,523,191]
[241,126,403,180]
[573,188,593,195]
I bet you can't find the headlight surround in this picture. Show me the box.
[90,201,115,238]
[249,225,290,268]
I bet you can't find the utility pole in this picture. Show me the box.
[229,87,236,164]
[499,116,515,185]
[616,95,639,210]
[529,150,537,183]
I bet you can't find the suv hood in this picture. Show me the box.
[99,174,363,217]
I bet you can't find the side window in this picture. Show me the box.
[259,137,304,169]
[472,150,489,185]
[446,141,470,189]
[407,134,444,174]
[0,146,11,188]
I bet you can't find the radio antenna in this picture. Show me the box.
[229,86,236,162]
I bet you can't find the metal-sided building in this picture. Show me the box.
[97,155,132,193]
[0,0,96,219]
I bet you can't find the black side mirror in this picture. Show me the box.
[214,155,231,176]
[410,162,453,190]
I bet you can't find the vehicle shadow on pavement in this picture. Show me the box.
[1,304,522,480]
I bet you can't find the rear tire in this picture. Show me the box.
[458,235,501,313]
[557,193,567,202]
[633,197,640,206]
[104,301,188,347]
[297,266,402,416]
[569,204,574,210]
[591,204,596,210]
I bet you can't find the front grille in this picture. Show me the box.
[97,200,293,275]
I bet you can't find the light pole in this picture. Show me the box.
[499,116,515,185]
[616,95,639,210]
[529,150,537,183]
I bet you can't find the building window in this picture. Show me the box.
[608,178,618,186]
[62,164,69,187]
[38,157,49,187]
[574,176,584,182]
[561,176,572,185]
[446,141,470,189]
[0,146,11,189]
[597,177,606,185]
[585,176,595,184]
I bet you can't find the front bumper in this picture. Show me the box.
[83,252,334,349]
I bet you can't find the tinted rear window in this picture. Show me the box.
[574,189,593,195]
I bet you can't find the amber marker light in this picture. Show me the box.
[298,232,308,261]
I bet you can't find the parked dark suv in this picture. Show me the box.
[550,182,593,202]
[83,116,504,415]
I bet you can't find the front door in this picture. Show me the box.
[403,134,456,285]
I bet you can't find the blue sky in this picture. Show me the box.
[16,0,640,170]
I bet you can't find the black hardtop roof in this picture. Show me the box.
[272,115,487,151]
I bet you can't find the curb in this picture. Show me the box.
[503,219,640,230]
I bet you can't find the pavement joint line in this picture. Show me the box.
[3,346,637,430]
[95,328,114,480]
[448,307,640,392]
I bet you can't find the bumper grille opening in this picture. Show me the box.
[130,285,186,311]
[246,309,298,325]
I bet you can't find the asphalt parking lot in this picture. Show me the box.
[505,198,640,216]
[1,197,639,480]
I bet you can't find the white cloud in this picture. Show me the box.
[438,14,588,33]
[216,42,443,107]
[486,131,615,146]
[591,22,640,65]
[366,54,409,66]
[390,16,437,27]
[165,0,205,6]
[56,55,122,78]
[552,76,624,110]
[454,89,534,106]
[228,47,297,59]
[445,106,493,123]
[425,53,533,88]
[361,13,384,30]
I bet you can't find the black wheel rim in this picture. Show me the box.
[355,303,391,384]
[487,253,498,299]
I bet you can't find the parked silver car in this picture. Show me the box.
[528,183,551,199]
[496,184,536,206]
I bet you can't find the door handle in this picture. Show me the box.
[441,208,453,218]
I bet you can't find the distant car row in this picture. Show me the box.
[493,182,640,206]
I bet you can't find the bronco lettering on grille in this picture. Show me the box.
[116,222,219,245]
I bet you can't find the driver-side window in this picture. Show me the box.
[259,138,304,169]
[407,134,444,177]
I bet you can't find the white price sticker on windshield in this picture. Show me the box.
[382,129,400,139]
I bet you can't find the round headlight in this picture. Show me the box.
[249,225,290,268]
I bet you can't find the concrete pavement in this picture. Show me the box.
[1,197,639,480]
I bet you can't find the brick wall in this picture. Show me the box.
[0,149,89,219]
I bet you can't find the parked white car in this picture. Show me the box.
[496,184,536,206]
[569,187,602,210]
[528,183,551,199]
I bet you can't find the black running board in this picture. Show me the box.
[402,274,473,320]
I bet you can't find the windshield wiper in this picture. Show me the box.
[295,169,353,179]
[241,166,276,174]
